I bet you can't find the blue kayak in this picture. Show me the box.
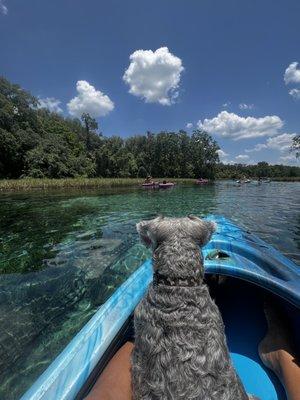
[21,215,299,400]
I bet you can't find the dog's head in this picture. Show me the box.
[136,215,216,250]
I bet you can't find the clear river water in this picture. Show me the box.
[0,181,299,399]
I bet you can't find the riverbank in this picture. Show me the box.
[269,177,300,181]
[0,177,299,191]
[0,178,197,191]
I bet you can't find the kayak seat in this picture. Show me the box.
[217,278,286,400]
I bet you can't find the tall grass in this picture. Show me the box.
[0,177,196,191]
[271,177,300,182]
[0,176,298,191]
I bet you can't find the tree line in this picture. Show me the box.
[0,76,299,180]
[216,162,299,179]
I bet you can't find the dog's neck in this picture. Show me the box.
[153,270,201,287]
[152,237,204,287]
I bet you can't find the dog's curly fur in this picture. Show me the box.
[132,216,250,400]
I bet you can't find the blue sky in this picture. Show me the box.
[0,0,300,165]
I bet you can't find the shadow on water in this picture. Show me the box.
[0,181,299,399]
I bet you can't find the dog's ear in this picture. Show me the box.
[136,216,164,248]
[136,220,151,247]
[199,220,217,246]
[189,217,217,246]
[136,220,154,247]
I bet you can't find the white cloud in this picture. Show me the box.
[197,111,283,140]
[186,122,193,129]
[217,149,228,158]
[123,47,184,106]
[222,102,231,108]
[67,80,114,118]
[289,88,300,99]
[235,154,250,161]
[0,0,7,15]
[284,62,300,84]
[279,154,299,165]
[217,149,229,163]
[217,149,231,163]
[37,97,63,113]
[245,143,267,153]
[280,154,295,162]
[265,133,296,151]
[225,160,236,165]
[245,133,296,153]
[239,103,254,110]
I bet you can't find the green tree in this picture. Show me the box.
[291,135,300,158]
[2,75,298,181]
[190,130,220,178]
[81,113,98,151]
[24,135,95,178]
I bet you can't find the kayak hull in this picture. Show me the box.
[158,183,175,188]
[141,182,159,188]
[196,179,209,184]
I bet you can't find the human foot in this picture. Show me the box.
[258,301,292,379]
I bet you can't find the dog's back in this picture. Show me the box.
[132,216,248,400]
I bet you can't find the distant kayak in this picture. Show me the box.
[196,178,209,184]
[236,179,251,184]
[158,182,175,189]
[141,182,159,188]
[258,179,271,183]
[141,182,175,189]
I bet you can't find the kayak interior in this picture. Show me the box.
[75,316,134,400]
[78,276,300,400]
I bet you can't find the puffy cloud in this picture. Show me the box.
[265,133,296,151]
[217,149,228,158]
[289,88,300,99]
[67,80,114,118]
[245,143,267,153]
[217,149,232,164]
[279,154,299,164]
[123,47,184,106]
[235,154,250,162]
[37,97,63,113]
[245,133,296,153]
[186,122,193,129]
[0,0,7,15]
[280,154,294,162]
[197,111,283,140]
[225,160,236,165]
[239,103,254,110]
[284,62,300,84]
[284,63,300,99]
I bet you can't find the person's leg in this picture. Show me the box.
[84,305,300,400]
[85,341,133,400]
[258,304,300,400]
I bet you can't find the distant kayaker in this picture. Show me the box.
[144,175,153,184]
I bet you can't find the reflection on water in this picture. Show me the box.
[0,181,299,399]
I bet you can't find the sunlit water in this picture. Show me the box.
[0,181,299,399]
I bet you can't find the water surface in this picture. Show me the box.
[0,181,299,399]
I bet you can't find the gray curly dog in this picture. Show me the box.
[132,216,256,400]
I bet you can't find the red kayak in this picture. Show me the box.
[196,178,209,184]
[141,182,159,188]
